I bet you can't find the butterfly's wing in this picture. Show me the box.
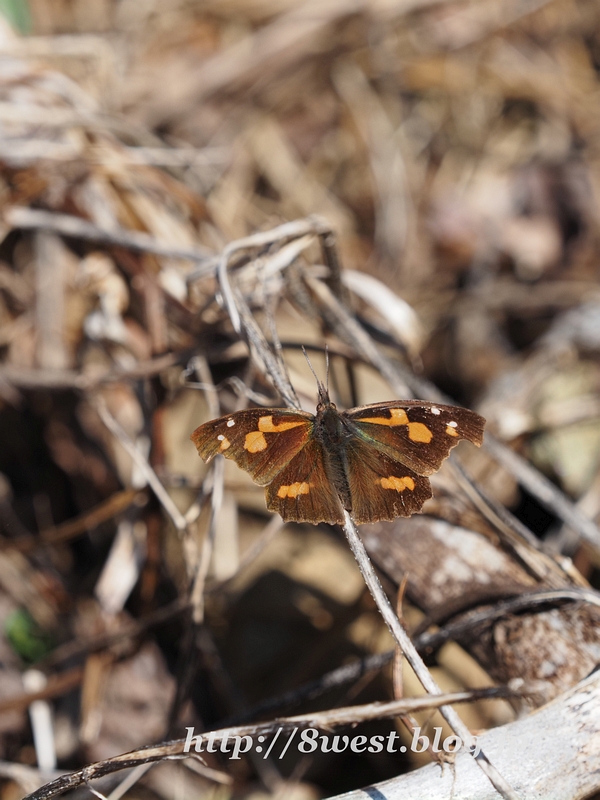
[345,440,432,524]
[265,439,345,524]
[344,401,485,476]
[191,408,314,486]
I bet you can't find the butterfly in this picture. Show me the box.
[191,381,485,526]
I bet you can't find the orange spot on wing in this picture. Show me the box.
[218,436,231,451]
[258,415,306,432]
[407,422,432,443]
[380,476,415,492]
[446,425,459,437]
[277,482,310,498]
[363,408,409,427]
[245,431,267,452]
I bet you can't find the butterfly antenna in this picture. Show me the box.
[302,346,328,403]
[325,345,330,395]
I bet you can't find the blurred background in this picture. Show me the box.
[0,0,600,798]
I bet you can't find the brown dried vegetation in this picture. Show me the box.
[0,1,600,799]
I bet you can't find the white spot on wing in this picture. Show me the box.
[431,407,441,415]
[227,419,235,427]
[448,421,458,428]
[217,435,225,441]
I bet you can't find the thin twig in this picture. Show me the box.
[332,61,410,265]
[39,598,188,669]
[5,207,216,269]
[181,373,279,407]
[95,400,188,532]
[0,761,63,797]
[187,355,224,619]
[390,578,433,761]
[182,758,233,785]
[216,275,300,408]
[104,763,155,800]
[190,457,224,623]
[447,460,578,587]
[209,514,285,592]
[232,286,301,408]
[0,350,188,391]
[0,668,83,714]
[83,778,108,800]
[417,587,600,653]
[0,490,142,553]
[236,233,316,285]
[341,511,520,800]
[224,650,395,725]
[188,356,221,419]
[484,433,600,553]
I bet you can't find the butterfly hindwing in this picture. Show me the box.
[265,439,345,524]
[345,401,484,476]
[191,408,314,486]
[345,439,432,524]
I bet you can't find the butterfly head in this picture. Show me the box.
[316,381,335,411]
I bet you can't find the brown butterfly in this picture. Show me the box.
[191,380,485,525]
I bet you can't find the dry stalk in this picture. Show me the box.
[341,511,520,800]
[186,356,224,622]
[95,400,188,532]
[446,460,582,587]
[5,207,215,268]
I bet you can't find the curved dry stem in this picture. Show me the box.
[341,511,520,800]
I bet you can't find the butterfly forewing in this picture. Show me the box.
[191,408,314,486]
[345,401,484,476]
[265,439,345,524]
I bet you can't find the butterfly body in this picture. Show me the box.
[191,387,485,525]
[312,398,354,510]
